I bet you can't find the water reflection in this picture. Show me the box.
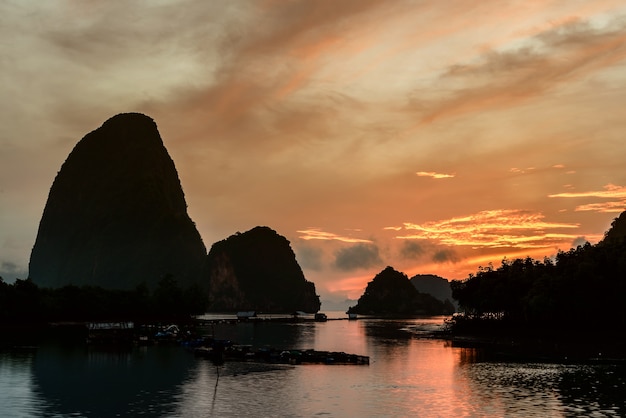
[177,358,299,417]
[558,364,626,415]
[362,319,415,342]
[0,347,39,417]
[0,318,624,417]
[200,320,313,349]
[458,360,626,416]
[31,342,195,417]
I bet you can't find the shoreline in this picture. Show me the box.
[3,318,624,365]
[437,331,626,364]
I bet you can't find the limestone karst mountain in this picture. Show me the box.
[205,226,321,313]
[348,266,454,316]
[29,113,207,289]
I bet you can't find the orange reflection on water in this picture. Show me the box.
[175,318,622,416]
[293,318,483,416]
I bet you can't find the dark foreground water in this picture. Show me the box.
[1,314,624,417]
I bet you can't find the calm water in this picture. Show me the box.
[1,314,624,417]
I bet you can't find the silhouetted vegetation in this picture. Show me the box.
[0,275,208,326]
[449,212,626,340]
[348,266,455,316]
[410,273,458,311]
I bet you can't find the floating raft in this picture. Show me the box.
[194,342,369,365]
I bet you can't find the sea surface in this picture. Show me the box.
[1,313,624,417]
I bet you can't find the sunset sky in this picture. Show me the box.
[1,1,625,304]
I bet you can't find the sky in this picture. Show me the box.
[1,1,626,305]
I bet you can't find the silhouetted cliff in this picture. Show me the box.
[206,226,320,313]
[348,266,454,316]
[29,113,206,289]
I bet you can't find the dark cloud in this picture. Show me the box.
[0,261,27,283]
[334,243,382,271]
[432,249,459,264]
[46,1,228,66]
[571,236,589,248]
[414,16,626,123]
[295,245,324,271]
[400,240,424,259]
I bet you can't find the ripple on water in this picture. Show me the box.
[461,362,625,417]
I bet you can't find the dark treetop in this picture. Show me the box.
[449,209,626,345]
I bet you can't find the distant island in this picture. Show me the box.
[410,274,458,310]
[347,266,455,316]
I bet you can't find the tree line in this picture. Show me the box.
[449,227,626,339]
[0,274,208,326]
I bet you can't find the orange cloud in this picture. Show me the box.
[297,228,372,243]
[383,226,402,231]
[510,167,536,174]
[416,171,455,179]
[398,209,579,249]
[324,272,376,299]
[549,183,626,199]
[549,184,626,213]
[575,202,626,213]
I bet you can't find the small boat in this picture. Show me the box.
[154,324,180,343]
[314,313,328,322]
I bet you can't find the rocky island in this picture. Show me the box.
[29,113,206,290]
[348,266,455,316]
[206,226,321,313]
